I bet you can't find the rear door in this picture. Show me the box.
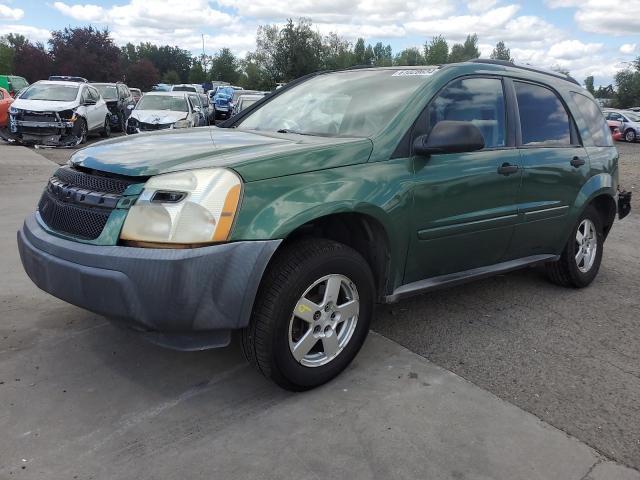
[405,76,523,283]
[507,80,590,259]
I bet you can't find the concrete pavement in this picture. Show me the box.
[1,143,638,479]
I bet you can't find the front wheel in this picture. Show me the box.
[545,205,604,288]
[100,117,111,138]
[241,239,375,391]
[73,117,88,144]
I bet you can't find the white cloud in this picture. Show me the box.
[547,39,603,60]
[52,2,104,22]
[554,0,640,35]
[545,0,581,8]
[467,0,498,12]
[0,24,50,43]
[620,43,637,55]
[0,3,24,21]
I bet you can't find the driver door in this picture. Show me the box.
[405,76,522,283]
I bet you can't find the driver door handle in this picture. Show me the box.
[497,162,519,176]
[570,156,586,168]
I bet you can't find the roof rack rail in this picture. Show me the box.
[468,58,581,86]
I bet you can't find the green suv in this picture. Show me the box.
[18,61,631,390]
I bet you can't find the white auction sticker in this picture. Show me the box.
[392,69,438,76]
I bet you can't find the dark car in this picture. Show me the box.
[130,88,142,104]
[92,82,136,132]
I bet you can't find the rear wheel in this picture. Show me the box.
[625,129,636,142]
[241,239,375,391]
[545,205,603,288]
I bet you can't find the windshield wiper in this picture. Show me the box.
[276,128,317,136]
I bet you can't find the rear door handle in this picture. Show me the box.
[570,156,586,168]
[497,162,519,175]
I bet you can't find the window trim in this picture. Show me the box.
[508,78,582,149]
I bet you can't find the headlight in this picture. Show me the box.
[9,106,19,114]
[173,119,190,128]
[120,168,242,246]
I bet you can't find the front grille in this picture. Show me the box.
[22,112,57,122]
[38,191,110,240]
[20,126,60,135]
[37,166,144,240]
[139,122,172,131]
[54,166,137,195]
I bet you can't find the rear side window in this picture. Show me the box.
[571,92,613,147]
[514,81,571,146]
[428,77,506,148]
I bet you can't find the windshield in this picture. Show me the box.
[19,84,79,102]
[237,69,431,137]
[95,85,117,100]
[136,95,188,112]
[625,111,640,122]
[217,87,234,97]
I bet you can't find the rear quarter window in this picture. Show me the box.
[570,92,613,147]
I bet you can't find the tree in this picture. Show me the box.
[322,33,354,70]
[353,38,366,65]
[49,26,121,81]
[490,41,512,62]
[121,42,192,82]
[0,36,14,74]
[188,60,206,83]
[210,48,240,84]
[11,40,52,83]
[275,18,323,81]
[447,43,466,63]
[584,76,595,95]
[125,59,159,91]
[448,34,480,63]
[372,42,393,67]
[162,70,180,84]
[613,69,640,108]
[252,24,282,87]
[425,35,448,65]
[594,84,614,99]
[395,47,425,66]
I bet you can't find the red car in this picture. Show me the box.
[0,87,13,128]
[612,127,623,142]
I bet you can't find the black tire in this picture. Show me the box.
[241,238,375,391]
[73,117,88,144]
[117,111,126,132]
[545,205,604,288]
[100,117,111,138]
[624,129,636,142]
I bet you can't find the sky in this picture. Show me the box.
[1,0,639,86]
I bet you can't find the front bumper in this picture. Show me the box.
[18,213,281,349]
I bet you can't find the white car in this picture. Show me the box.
[604,109,640,142]
[8,80,110,146]
[171,84,204,94]
[125,92,197,134]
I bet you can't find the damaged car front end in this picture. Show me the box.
[6,106,83,147]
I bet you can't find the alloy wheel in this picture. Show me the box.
[288,274,359,367]
[575,219,598,273]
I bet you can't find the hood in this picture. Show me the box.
[130,110,187,124]
[12,98,79,112]
[70,127,373,182]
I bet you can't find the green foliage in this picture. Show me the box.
[0,36,14,73]
[188,60,206,83]
[162,70,181,84]
[425,35,448,65]
[372,42,393,67]
[211,48,240,84]
[448,34,480,63]
[490,41,512,62]
[121,42,192,82]
[584,76,595,95]
[613,68,640,108]
[394,47,425,66]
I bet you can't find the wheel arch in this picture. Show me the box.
[274,211,393,301]
[572,173,617,238]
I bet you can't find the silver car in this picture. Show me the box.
[604,109,640,142]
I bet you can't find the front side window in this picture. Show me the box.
[427,77,506,148]
[96,85,117,100]
[20,84,79,102]
[88,87,100,102]
[570,92,612,147]
[515,81,571,146]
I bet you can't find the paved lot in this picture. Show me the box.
[1,142,639,479]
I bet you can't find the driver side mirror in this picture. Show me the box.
[127,104,135,110]
[413,120,485,156]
